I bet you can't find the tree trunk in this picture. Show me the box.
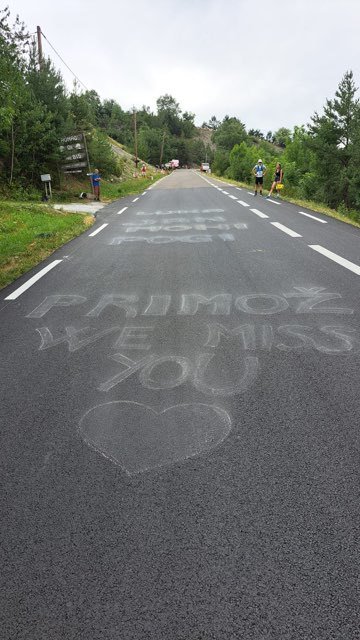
[9,121,15,186]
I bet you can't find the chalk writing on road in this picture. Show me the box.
[78,401,232,475]
[120,223,247,232]
[34,323,358,356]
[110,234,236,244]
[26,288,354,318]
[136,209,225,216]
[25,285,358,473]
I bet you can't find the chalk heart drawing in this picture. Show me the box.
[78,401,232,475]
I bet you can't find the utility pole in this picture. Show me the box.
[37,26,43,70]
[159,130,166,167]
[133,108,138,172]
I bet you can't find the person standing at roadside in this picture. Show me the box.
[92,169,101,201]
[267,162,284,198]
[252,159,267,196]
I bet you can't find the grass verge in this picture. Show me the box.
[211,174,360,229]
[100,175,162,200]
[51,173,163,203]
[0,201,94,290]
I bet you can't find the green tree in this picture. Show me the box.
[273,127,291,147]
[212,148,230,175]
[212,116,247,150]
[156,94,182,136]
[310,70,360,208]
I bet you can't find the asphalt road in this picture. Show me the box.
[1,170,360,639]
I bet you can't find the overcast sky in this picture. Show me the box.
[6,0,360,132]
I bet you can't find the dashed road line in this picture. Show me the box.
[271,222,302,238]
[228,195,237,200]
[250,208,269,219]
[4,260,63,301]
[266,198,282,205]
[237,200,250,207]
[132,197,139,202]
[89,223,108,237]
[117,207,128,215]
[299,211,327,223]
[247,192,254,196]
[309,245,360,275]
[222,191,230,195]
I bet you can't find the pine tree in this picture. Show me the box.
[310,71,360,208]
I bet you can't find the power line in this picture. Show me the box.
[40,30,89,92]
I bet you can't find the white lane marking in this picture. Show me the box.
[299,211,327,223]
[236,187,242,191]
[267,198,282,205]
[271,222,302,238]
[228,195,237,200]
[142,192,147,195]
[4,260,62,301]
[250,208,269,219]
[222,191,229,195]
[117,207,128,215]
[89,223,108,237]
[237,200,250,207]
[132,197,139,202]
[309,245,360,275]
[247,192,255,196]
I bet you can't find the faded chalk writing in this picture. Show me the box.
[142,295,172,316]
[284,287,353,314]
[78,401,232,474]
[26,288,354,319]
[87,295,138,318]
[110,234,236,245]
[193,353,259,396]
[99,351,259,396]
[125,216,227,225]
[136,209,225,216]
[121,223,247,233]
[36,325,120,352]
[98,353,155,392]
[115,326,154,350]
[140,356,192,389]
[27,294,86,318]
[34,322,358,355]
[179,294,232,316]
[235,294,289,315]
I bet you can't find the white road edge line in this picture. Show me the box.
[267,198,282,205]
[89,223,108,237]
[236,187,242,191]
[117,207,128,215]
[299,211,327,223]
[237,200,250,207]
[132,197,139,202]
[222,191,229,195]
[4,260,63,301]
[271,222,302,238]
[309,245,360,275]
[228,195,237,200]
[250,208,269,219]
[247,192,254,196]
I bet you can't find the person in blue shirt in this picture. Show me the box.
[91,169,101,201]
[252,159,267,196]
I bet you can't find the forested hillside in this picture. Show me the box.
[1,6,360,220]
